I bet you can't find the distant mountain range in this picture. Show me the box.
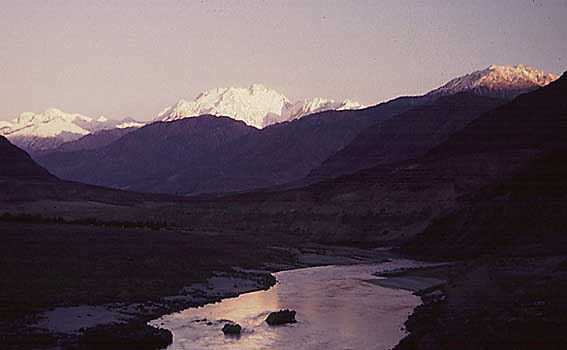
[0,86,363,153]
[0,109,145,152]
[157,84,365,128]
[34,64,558,195]
[0,65,555,154]
[36,103,407,194]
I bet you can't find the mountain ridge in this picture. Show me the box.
[426,64,557,99]
[157,83,365,128]
[306,93,506,182]
[0,108,145,152]
[1,65,555,152]
[37,95,420,195]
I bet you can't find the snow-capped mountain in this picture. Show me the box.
[116,121,146,129]
[282,98,364,122]
[157,84,365,128]
[0,108,143,152]
[427,64,557,99]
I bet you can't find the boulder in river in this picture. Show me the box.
[222,323,242,335]
[265,309,297,325]
[78,322,173,349]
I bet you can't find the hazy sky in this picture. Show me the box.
[1,0,566,121]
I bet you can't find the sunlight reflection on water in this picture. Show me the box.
[151,262,422,350]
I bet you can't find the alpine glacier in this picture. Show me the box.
[157,84,365,128]
[427,64,557,99]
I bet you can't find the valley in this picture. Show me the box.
[1,65,566,350]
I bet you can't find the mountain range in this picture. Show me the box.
[36,104,400,194]
[0,109,145,152]
[181,69,566,246]
[1,65,555,156]
[3,65,564,254]
[34,64,557,195]
[157,84,365,128]
[0,86,364,153]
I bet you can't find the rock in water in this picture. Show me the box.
[265,309,297,325]
[222,323,242,335]
[78,323,173,349]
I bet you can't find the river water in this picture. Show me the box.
[150,261,424,350]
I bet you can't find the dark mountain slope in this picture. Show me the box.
[0,136,54,180]
[38,95,427,195]
[398,73,567,258]
[195,99,422,193]
[37,116,257,193]
[404,150,567,259]
[309,93,505,181]
[428,71,567,158]
[49,127,137,153]
[0,136,182,205]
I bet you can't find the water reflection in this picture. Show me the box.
[152,263,422,350]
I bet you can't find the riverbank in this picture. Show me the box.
[0,220,288,349]
[391,256,567,350]
[0,220,395,349]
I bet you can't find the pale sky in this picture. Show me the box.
[1,0,566,121]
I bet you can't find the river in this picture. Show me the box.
[150,261,426,350]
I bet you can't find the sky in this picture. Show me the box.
[1,0,566,121]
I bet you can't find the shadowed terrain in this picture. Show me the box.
[36,96,426,195]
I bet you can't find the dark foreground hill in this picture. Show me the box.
[395,150,567,350]
[0,136,55,180]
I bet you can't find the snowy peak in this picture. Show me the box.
[0,109,144,151]
[158,84,290,128]
[0,109,145,138]
[157,84,365,128]
[427,65,558,100]
[2,109,92,138]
